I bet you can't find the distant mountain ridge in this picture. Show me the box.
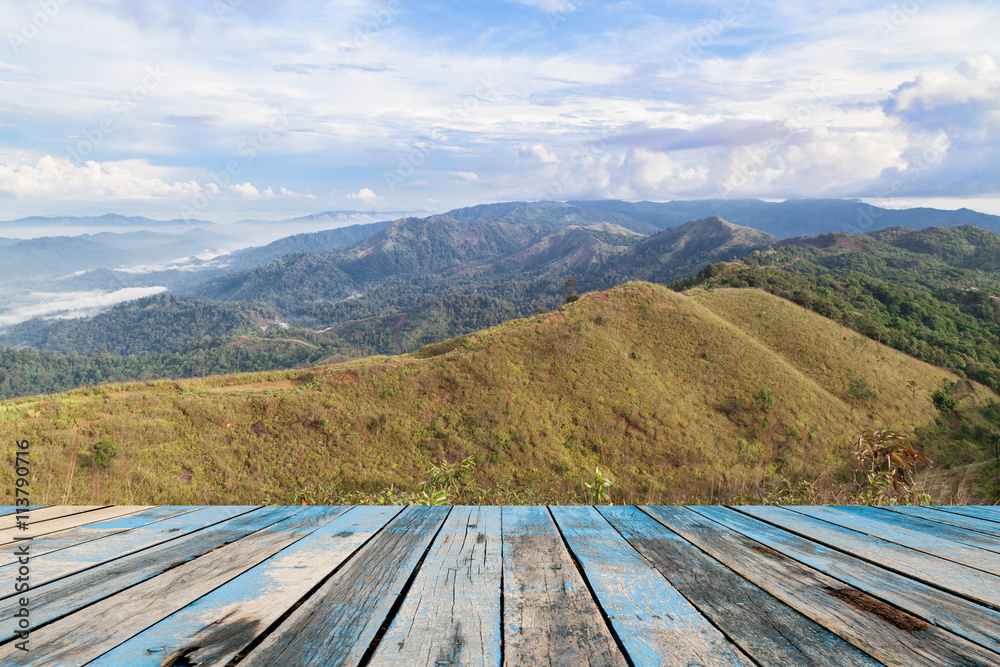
[566,198,1000,237]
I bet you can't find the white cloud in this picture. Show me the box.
[0,156,201,200]
[447,171,479,181]
[518,144,559,164]
[346,187,378,200]
[0,287,168,327]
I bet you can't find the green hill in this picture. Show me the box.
[3,283,994,506]
[600,216,776,285]
[674,225,1000,390]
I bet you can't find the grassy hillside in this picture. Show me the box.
[673,226,1000,390]
[3,283,993,506]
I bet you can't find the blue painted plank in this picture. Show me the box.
[89,506,400,667]
[0,506,200,564]
[239,506,450,666]
[0,506,254,596]
[885,505,1000,539]
[737,505,1000,608]
[501,505,628,667]
[697,505,1000,656]
[934,505,1000,525]
[788,506,1000,574]
[0,506,46,518]
[0,506,346,666]
[368,506,503,666]
[0,506,288,644]
[599,505,881,666]
[646,506,1000,666]
[552,506,752,666]
[838,505,1000,554]
[0,506,100,529]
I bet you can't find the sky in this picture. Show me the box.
[1,0,999,222]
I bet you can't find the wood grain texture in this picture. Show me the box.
[0,506,199,563]
[0,506,244,592]
[501,505,627,667]
[89,506,399,667]
[644,506,1000,667]
[837,505,1000,554]
[553,505,752,666]
[788,505,1000,571]
[934,505,1000,524]
[698,505,1000,656]
[368,506,503,667]
[0,506,299,650]
[599,505,881,666]
[0,506,346,666]
[0,505,102,531]
[881,505,1000,539]
[738,505,1000,607]
[0,506,143,544]
[240,505,449,667]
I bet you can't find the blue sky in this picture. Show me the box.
[1,0,999,222]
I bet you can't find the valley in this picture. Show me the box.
[2,199,1000,505]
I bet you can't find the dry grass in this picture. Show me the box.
[1,282,994,505]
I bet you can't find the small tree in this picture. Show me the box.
[564,279,579,303]
[847,377,877,407]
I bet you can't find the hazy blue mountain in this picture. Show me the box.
[567,199,1000,237]
[0,213,217,228]
[443,201,658,234]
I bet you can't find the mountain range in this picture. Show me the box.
[8,283,996,505]
[3,198,1000,505]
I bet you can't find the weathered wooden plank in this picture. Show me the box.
[0,506,200,565]
[838,505,1000,554]
[738,505,1000,608]
[0,505,253,596]
[0,506,286,645]
[697,506,1000,656]
[501,505,627,667]
[0,505,98,530]
[599,505,882,666]
[0,506,46,518]
[367,506,503,667]
[552,505,752,666]
[644,506,1000,666]
[881,506,1000,539]
[787,505,1000,573]
[88,506,401,667]
[934,505,1000,525]
[0,505,153,546]
[0,506,346,666]
[240,505,449,667]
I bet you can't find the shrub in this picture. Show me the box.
[93,439,118,469]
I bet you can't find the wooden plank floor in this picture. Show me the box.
[2,506,999,666]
